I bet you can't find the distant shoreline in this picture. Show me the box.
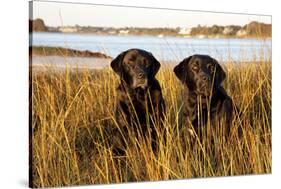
[30,46,112,59]
[30,19,272,39]
[31,31,272,40]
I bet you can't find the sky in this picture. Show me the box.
[31,1,271,28]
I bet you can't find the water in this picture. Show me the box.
[31,32,271,62]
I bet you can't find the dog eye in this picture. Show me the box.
[125,61,135,69]
[192,65,199,72]
[142,59,150,67]
[127,61,136,67]
[127,60,134,65]
[208,64,215,72]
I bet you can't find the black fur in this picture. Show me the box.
[110,49,165,154]
[174,54,233,138]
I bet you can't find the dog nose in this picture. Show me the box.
[138,73,145,79]
[202,75,209,82]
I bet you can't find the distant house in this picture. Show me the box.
[108,30,117,35]
[236,29,247,37]
[223,27,234,35]
[119,30,129,35]
[58,26,78,33]
[178,28,191,35]
[197,35,206,39]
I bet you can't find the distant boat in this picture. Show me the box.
[157,34,164,38]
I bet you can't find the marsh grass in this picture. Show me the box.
[30,58,271,187]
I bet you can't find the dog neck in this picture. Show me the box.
[184,87,221,118]
[119,82,149,101]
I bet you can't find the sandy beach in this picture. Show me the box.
[30,54,176,72]
[31,55,112,70]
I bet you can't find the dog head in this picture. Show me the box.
[174,55,226,96]
[111,49,160,89]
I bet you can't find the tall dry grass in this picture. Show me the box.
[30,58,271,187]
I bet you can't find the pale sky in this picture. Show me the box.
[31,1,271,28]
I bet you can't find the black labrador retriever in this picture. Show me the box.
[173,54,233,138]
[110,49,165,154]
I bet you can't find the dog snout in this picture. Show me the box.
[138,72,145,79]
[133,72,148,89]
[202,75,210,82]
[134,78,148,89]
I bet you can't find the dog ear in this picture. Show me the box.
[149,53,161,77]
[173,56,193,83]
[214,60,226,86]
[110,51,126,75]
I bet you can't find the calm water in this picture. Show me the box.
[31,32,271,62]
